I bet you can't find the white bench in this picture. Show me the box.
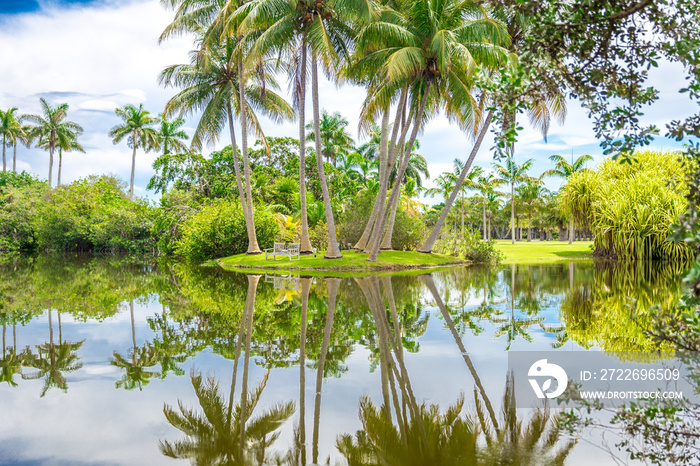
[264,242,300,261]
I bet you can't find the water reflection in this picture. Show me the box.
[0,255,687,464]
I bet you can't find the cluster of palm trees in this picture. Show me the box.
[153,0,556,261]
[426,153,594,243]
[0,99,84,187]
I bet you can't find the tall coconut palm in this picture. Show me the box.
[493,156,535,244]
[352,0,509,259]
[159,15,293,253]
[25,99,83,187]
[306,110,355,167]
[53,123,85,187]
[108,104,160,200]
[0,108,22,173]
[240,0,374,259]
[475,172,504,240]
[542,153,593,244]
[452,160,481,234]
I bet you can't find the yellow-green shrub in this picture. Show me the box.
[559,150,690,261]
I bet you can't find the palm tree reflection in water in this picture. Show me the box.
[159,274,295,465]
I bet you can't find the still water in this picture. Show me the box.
[0,256,687,465]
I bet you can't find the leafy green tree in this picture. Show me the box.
[25,98,83,187]
[108,104,160,200]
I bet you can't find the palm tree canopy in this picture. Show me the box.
[25,99,83,152]
[158,115,189,155]
[492,156,536,186]
[0,108,23,146]
[542,153,593,180]
[108,104,160,152]
[306,110,355,164]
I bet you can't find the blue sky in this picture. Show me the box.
[0,0,695,202]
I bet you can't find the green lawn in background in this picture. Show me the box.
[494,239,594,262]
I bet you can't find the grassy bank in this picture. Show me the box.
[218,249,467,273]
[494,239,594,262]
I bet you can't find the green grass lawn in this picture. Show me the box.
[494,239,594,262]
[218,249,466,274]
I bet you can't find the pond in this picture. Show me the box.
[0,256,689,465]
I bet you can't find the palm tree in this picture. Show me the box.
[23,307,84,397]
[25,98,83,187]
[110,301,161,390]
[108,104,160,200]
[0,108,22,173]
[452,161,481,234]
[542,153,593,244]
[493,156,535,244]
[475,172,504,240]
[351,0,508,258]
[516,179,545,241]
[240,0,378,259]
[159,14,293,253]
[53,123,85,186]
[157,115,189,156]
[306,110,355,167]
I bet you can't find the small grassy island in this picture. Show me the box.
[218,249,467,274]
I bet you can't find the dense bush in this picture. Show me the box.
[560,150,690,260]
[176,200,279,261]
[152,188,202,255]
[433,229,503,263]
[337,192,426,250]
[0,172,48,254]
[34,176,156,253]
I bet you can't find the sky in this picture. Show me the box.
[0,0,697,203]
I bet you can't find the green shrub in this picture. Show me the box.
[34,176,155,253]
[176,200,279,261]
[152,189,203,255]
[338,192,426,250]
[309,221,329,251]
[0,178,48,253]
[434,229,502,263]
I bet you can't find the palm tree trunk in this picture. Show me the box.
[226,103,250,226]
[239,274,260,457]
[298,39,313,255]
[238,58,261,254]
[48,144,54,188]
[357,104,401,251]
[57,148,63,187]
[511,182,515,244]
[568,216,574,245]
[482,200,487,240]
[130,300,136,359]
[299,277,311,464]
[129,134,137,200]
[419,109,493,252]
[311,53,341,258]
[370,87,431,261]
[12,143,17,173]
[421,274,500,432]
[355,91,406,251]
[379,194,399,249]
[313,278,339,464]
